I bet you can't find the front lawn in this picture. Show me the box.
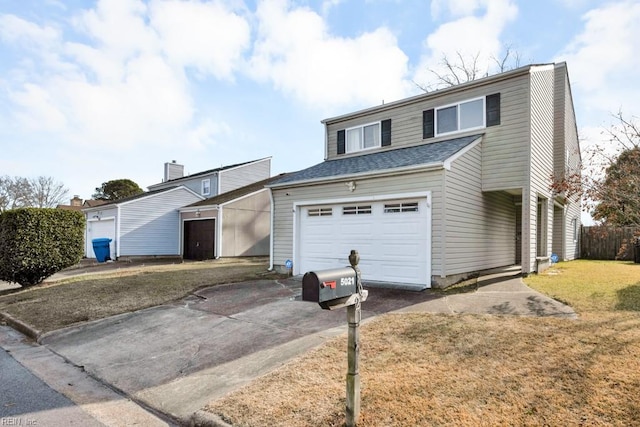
[204,260,640,427]
[0,258,278,333]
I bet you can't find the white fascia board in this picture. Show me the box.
[267,162,444,189]
[180,205,218,213]
[443,136,483,170]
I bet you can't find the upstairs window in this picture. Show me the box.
[423,93,500,140]
[346,123,380,153]
[436,98,484,136]
[337,119,391,155]
[201,178,211,196]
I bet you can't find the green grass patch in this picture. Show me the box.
[524,259,640,313]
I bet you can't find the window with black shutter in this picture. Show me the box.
[486,93,501,127]
[381,119,391,146]
[423,109,434,139]
[337,129,345,155]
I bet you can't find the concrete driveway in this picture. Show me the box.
[37,277,444,423]
[8,270,574,425]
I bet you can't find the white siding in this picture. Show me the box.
[526,66,556,273]
[554,63,581,260]
[444,143,516,275]
[119,188,202,256]
[219,158,271,194]
[271,170,444,278]
[150,173,219,197]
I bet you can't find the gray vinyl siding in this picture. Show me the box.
[324,70,531,195]
[150,174,219,197]
[555,63,581,260]
[221,190,271,256]
[527,66,556,272]
[444,143,516,275]
[552,206,564,257]
[219,158,271,194]
[119,188,202,256]
[271,169,444,276]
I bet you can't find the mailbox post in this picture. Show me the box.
[301,250,367,427]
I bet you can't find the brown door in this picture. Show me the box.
[184,219,215,260]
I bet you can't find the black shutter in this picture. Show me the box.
[337,130,346,155]
[486,93,501,127]
[381,119,391,147]
[423,109,434,139]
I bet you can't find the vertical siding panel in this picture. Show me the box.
[528,66,555,272]
[444,143,516,274]
[119,188,201,256]
[220,158,271,194]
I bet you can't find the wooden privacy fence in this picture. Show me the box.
[581,226,640,260]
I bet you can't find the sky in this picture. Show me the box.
[0,0,639,224]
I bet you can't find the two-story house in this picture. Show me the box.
[84,157,272,261]
[267,63,581,288]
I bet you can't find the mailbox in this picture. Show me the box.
[302,267,358,308]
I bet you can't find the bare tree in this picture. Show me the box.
[0,176,32,212]
[28,176,69,208]
[0,176,68,211]
[415,45,522,93]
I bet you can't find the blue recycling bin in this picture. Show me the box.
[92,238,112,263]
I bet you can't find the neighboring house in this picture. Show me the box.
[57,196,107,211]
[267,62,581,289]
[179,175,286,260]
[148,157,272,198]
[83,187,203,260]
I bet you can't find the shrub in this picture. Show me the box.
[0,208,85,286]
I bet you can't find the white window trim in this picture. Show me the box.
[345,121,382,154]
[435,96,486,137]
[201,178,211,196]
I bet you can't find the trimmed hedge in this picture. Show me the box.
[0,208,85,286]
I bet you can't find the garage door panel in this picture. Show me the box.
[86,219,116,260]
[298,198,430,285]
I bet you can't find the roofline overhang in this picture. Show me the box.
[267,162,445,189]
[321,64,549,125]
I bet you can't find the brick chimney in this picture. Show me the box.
[164,160,184,182]
[70,195,82,206]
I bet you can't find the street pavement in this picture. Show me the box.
[1,347,105,426]
[0,269,576,426]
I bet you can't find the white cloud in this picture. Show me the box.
[0,14,60,48]
[556,1,640,118]
[248,0,411,109]
[1,0,238,152]
[149,0,251,80]
[415,0,518,89]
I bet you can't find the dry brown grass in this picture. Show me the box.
[206,261,640,427]
[0,258,279,333]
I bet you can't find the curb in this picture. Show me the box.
[0,311,41,341]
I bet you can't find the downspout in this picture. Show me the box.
[268,188,274,271]
[116,204,121,259]
[217,205,223,258]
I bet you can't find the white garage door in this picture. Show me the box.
[86,218,116,260]
[297,198,430,286]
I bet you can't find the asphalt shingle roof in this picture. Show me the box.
[270,134,482,186]
[185,174,289,208]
